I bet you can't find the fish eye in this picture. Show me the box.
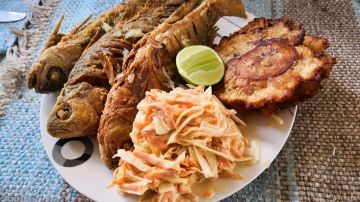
[46,66,65,89]
[56,105,72,120]
[47,66,64,82]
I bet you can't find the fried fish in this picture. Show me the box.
[98,0,247,169]
[47,0,200,138]
[214,17,336,114]
[27,0,146,93]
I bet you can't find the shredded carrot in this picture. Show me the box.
[111,86,257,201]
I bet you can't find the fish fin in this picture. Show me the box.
[100,51,116,86]
[84,27,105,51]
[70,15,93,35]
[44,15,65,50]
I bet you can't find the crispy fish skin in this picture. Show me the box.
[98,0,247,169]
[47,0,195,139]
[214,17,336,115]
[27,0,145,93]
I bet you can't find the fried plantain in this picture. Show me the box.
[214,17,336,114]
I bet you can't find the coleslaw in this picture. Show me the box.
[110,86,258,201]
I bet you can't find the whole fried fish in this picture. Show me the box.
[47,0,198,138]
[98,0,247,169]
[213,17,336,114]
[27,0,146,93]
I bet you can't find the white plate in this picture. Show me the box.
[40,13,297,202]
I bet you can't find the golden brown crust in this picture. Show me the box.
[238,17,305,46]
[98,0,247,169]
[214,18,336,115]
[215,17,305,65]
[46,0,192,140]
[226,39,299,81]
[27,0,145,93]
[303,35,330,56]
[98,46,172,168]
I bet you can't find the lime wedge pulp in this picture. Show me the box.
[176,45,224,86]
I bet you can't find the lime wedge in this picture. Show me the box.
[176,45,224,86]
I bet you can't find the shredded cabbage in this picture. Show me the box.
[153,116,171,135]
[113,149,153,172]
[111,86,256,201]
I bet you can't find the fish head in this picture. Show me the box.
[99,116,134,169]
[47,83,107,138]
[27,43,83,93]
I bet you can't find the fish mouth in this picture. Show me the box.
[47,108,98,138]
[98,115,134,169]
[27,62,42,89]
[46,127,75,138]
